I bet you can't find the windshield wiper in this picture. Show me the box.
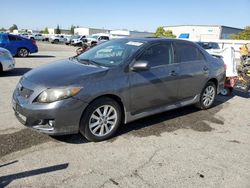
[78,59,102,67]
[69,56,79,61]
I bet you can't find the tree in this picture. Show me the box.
[70,25,75,35]
[230,26,250,40]
[155,26,176,38]
[43,27,49,34]
[0,27,6,32]
[9,24,18,32]
[55,24,61,34]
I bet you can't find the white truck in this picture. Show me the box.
[88,33,109,44]
[71,35,87,46]
[49,35,66,44]
[28,33,45,41]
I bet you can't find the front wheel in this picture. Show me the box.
[196,82,216,110]
[17,48,29,57]
[79,97,122,142]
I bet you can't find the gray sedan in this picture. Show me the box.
[12,38,225,141]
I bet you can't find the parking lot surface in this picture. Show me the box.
[1,42,250,188]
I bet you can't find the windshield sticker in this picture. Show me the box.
[126,41,144,46]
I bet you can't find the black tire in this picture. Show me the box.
[79,97,122,142]
[196,82,216,110]
[0,63,3,72]
[76,42,82,47]
[54,39,59,44]
[17,48,29,57]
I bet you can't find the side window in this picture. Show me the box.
[175,43,205,63]
[138,43,173,67]
[15,36,22,41]
[8,35,17,41]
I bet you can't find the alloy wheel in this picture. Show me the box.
[89,105,118,137]
[202,85,215,107]
[18,48,28,57]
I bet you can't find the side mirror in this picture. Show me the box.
[131,60,150,71]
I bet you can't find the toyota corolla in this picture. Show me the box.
[12,38,225,141]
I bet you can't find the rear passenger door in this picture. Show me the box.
[129,42,180,114]
[174,42,209,100]
[5,35,23,55]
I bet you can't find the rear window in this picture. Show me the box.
[197,42,220,50]
[175,43,205,63]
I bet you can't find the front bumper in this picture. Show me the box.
[12,88,88,135]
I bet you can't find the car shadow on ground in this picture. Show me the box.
[0,68,32,77]
[54,96,232,144]
[26,55,55,58]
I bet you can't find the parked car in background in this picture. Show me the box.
[12,38,225,142]
[71,35,87,46]
[65,35,78,45]
[197,42,223,59]
[87,33,110,45]
[0,33,38,57]
[0,47,15,72]
[197,42,220,50]
[49,35,66,44]
[28,33,45,41]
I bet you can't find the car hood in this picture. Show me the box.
[24,59,109,87]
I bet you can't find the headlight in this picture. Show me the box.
[36,87,82,103]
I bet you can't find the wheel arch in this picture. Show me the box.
[207,78,218,92]
[80,94,126,125]
[17,47,30,56]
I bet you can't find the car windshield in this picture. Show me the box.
[77,39,145,67]
[91,35,99,39]
[71,35,79,39]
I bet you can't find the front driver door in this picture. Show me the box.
[129,42,180,115]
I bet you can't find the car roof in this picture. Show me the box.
[115,37,196,45]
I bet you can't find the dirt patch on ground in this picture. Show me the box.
[0,128,56,158]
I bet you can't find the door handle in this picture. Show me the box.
[171,70,177,76]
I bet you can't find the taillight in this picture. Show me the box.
[32,39,36,45]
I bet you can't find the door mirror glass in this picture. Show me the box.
[131,60,150,71]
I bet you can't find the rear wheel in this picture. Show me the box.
[79,97,122,142]
[196,82,216,109]
[17,48,29,57]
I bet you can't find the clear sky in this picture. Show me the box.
[1,0,249,32]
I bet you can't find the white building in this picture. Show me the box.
[110,30,154,38]
[74,27,110,36]
[48,28,71,35]
[163,25,242,41]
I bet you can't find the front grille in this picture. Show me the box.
[18,85,33,99]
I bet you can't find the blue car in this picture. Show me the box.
[0,33,38,57]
